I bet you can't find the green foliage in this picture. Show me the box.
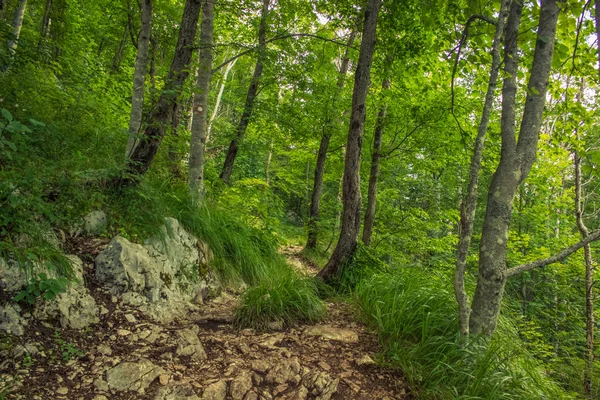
[353,269,570,399]
[233,271,326,330]
[53,331,85,362]
[13,273,69,305]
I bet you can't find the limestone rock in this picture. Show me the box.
[154,384,201,400]
[201,380,228,400]
[355,354,375,366]
[0,257,26,293]
[34,256,99,329]
[265,357,302,385]
[0,303,27,336]
[106,358,165,392]
[304,325,358,343]
[230,371,253,400]
[94,218,215,323]
[287,386,308,400]
[175,326,206,361]
[302,370,339,400]
[83,210,107,235]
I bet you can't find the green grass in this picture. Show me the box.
[233,270,327,330]
[352,269,571,400]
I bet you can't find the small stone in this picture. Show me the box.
[317,362,330,371]
[355,355,375,367]
[159,374,170,386]
[124,314,137,323]
[117,329,131,336]
[111,296,118,303]
[202,380,227,400]
[100,306,109,315]
[110,335,117,341]
[93,396,108,400]
[97,345,112,356]
[273,384,288,396]
[304,326,358,343]
[56,387,69,395]
[230,371,252,400]
[94,378,109,392]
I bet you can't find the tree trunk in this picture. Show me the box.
[596,0,600,74]
[469,0,561,336]
[454,0,510,336]
[124,0,201,180]
[168,103,184,177]
[207,57,237,142]
[265,139,273,185]
[573,81,594,397]
[7,0,27,53]
[188,0,215,199]
[361,75,390,246]
[219,0,270,185]
[125,0,152,158]
[318,0,383,282]
[39,0,52,43]
[112,22,129,71]
[306,31,357,250]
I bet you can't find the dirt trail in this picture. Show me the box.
[0,243,407,399]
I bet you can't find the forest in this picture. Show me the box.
[0,0,599,398]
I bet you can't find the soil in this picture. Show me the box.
[0,241,409,400]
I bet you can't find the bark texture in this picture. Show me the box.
[7,0,27,53]
[361,75,390,246]
[454,0,510,336]
[125,0,152,157]
[305,31,357,250]
[125,0,201,179]
[318,0,383,282]
[219,0,270,184]
[469,0,561,336]
[188,0,215,199]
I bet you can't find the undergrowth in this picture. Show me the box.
[351,269,572,399]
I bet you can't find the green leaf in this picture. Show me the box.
[1,109,13,122]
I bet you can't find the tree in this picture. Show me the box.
[124,0,202,180]
[453,0,510,336]
[469,0,561,336]
[219,0,270,185]
[125,0,152,158]
[188,0,215,199]
[318,0,383,282]
[7,0,27,53]
[306,30,357,250]
[361,72,390,246]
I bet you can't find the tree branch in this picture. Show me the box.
[212,33,358,73]
[504,230,600,278]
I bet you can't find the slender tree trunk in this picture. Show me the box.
[318,0,383,282]
[265,139,273,185]
[0,0,4,12]
[573,81,594,397]
[305,31,357,250]
[469,0,561,336]
[362,75,390,246]
[454,0,510,336]
[168,103,184,177]
[149,36,156,90]
[124,0,201,180]
[219,0,270,184]
[112,22,129,71]
[39,0,52,44]
[595,0,600,74]
[125,0,152,158]
[188,0,215,199]
[7,0,27,53]
[207,57,236,142]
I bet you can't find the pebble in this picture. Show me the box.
[56,387,69,395]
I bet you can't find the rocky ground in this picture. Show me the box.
[0,219,408,400]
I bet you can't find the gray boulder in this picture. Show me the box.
[94,218,216,322]
[34,256,99,329]
[106,358,165,392]
[0,303,27,336]
[83,210,107,235]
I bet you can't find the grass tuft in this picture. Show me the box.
[233,271,327,330]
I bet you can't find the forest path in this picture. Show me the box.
[2,244,407,400]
